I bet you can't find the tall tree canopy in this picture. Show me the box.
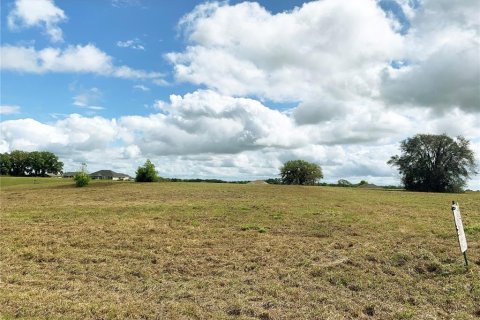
[388,134,477,192]
[0,150,63,176]
[280,160,323,185]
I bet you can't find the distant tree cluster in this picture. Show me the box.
[265,178,282,185]
[274,133,477,193]
[0,150,63,176]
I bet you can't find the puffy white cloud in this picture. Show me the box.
[7,0,67,43]
[381,0,480,113]
[167,0,479,120]
[0,105,21,115]
[1,118,68,152]
[0,44,164,80]
[167,0,403,102]
[0,115,118,153]
[122,90,307,155]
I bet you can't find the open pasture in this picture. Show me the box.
[1,178,479,319]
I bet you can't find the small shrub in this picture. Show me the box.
[74,172,90,187]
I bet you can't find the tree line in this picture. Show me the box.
[0,150,63,176]
[267,134,477,193]
[1,134,477,193]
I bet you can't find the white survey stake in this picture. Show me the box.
[451,202,467,253]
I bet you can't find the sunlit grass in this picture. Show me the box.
[1,179,479,319]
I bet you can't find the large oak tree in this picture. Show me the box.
[388,134,477,192]
[280,160,323,185]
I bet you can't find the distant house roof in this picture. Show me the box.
[90,170,131,178]
[63,172,79,177]
[46,173,62,177]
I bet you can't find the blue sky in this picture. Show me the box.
[1,0,479,189]
[1,0,317,120]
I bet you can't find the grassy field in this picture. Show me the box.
[1,177,479,319]
[0,176,72,188]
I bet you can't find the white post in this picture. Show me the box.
[451,201,468,267]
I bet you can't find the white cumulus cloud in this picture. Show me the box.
[0,44,164,81]
[381,0,480,113]
[7,0,67,43]
[167,0,404,102]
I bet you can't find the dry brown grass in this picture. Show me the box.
[1,180,479,319]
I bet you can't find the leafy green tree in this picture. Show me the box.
[9,150,29,176]
[0,153,11,175]
[0,150,63,176]
[280,160,323,185]
[27,151,44,176]
[39,151,63,176]
[135,159,159,182]
[74,163,90,187]
[388,134,477,193]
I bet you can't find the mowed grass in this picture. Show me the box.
[0,176,72,188]
[1,179,479,319]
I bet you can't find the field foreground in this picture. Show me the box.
[1,178,479,319]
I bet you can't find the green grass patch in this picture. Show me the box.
[465,223,480,234]
[0,175,70,188]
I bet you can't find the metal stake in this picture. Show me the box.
[463,252,468,267]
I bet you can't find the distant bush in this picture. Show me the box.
[162,178,250,184]
[135,160,159,182]
[74,172,90,187]
[265,178,282,185]
[337,179,352,187]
